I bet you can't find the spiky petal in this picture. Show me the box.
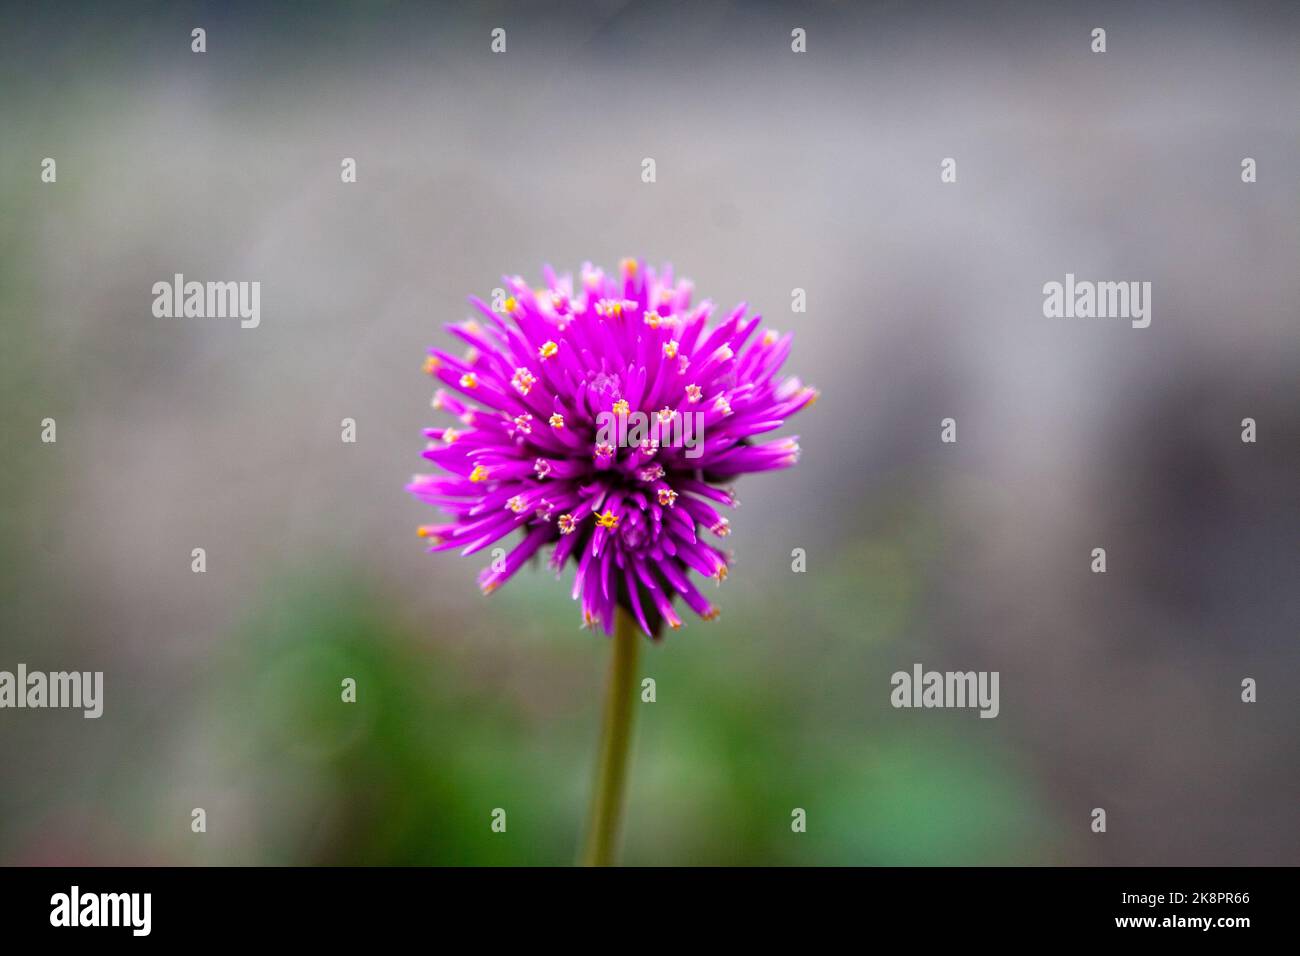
[407,259,816,637]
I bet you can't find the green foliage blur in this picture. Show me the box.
[168,552,1052,866]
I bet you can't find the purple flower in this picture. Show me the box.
[407,259,817,637]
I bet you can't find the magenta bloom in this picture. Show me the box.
[407,259,817,637]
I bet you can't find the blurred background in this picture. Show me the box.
[1,0,1297,865]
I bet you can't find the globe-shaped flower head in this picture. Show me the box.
[408,259,817,636]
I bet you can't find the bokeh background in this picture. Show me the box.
[1,0,1297,865]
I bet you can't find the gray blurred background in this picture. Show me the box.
[0,0,1297,865]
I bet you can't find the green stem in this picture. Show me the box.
[580,606,640,866]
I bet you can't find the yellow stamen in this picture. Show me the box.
[612,398,629,416]
[422,355,440,374]
[663,340,678,360]
[459,372,478,389]
[503,296,517,314]
[549,413,565,429]
[596,510,619,530]
[469,465,490,483]
[538,340,558,360]
[511,368,536,395]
